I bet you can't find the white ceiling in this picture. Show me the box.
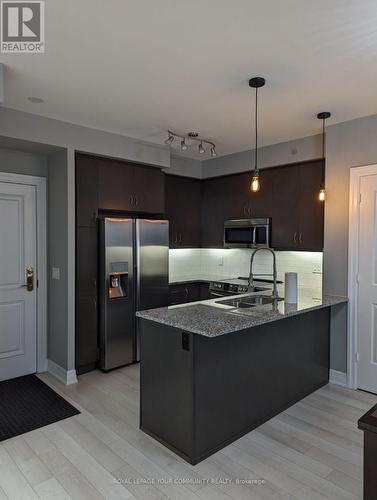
[2,0,377,158]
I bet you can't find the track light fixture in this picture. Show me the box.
[164,130,217,157]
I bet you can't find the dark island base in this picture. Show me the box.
[139,307,330,465]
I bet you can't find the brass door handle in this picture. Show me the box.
[23,266,34,291]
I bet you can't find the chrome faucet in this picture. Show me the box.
[248,248,279,298]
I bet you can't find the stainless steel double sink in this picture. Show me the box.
[216,295,284,309]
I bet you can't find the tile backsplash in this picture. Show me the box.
[169,248,323,289]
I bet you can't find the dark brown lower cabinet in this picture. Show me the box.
[75,295,98,375]
[169,282,210,305]
[139,306,330,464]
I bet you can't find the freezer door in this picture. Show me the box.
[136,219,169,312]
[99,218,135,370]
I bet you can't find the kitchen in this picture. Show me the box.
[1,2,377,499]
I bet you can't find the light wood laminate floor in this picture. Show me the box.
[0,365,375,500]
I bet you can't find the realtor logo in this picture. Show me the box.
[1,1,44,53]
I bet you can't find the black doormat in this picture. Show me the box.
[0,374,80,441]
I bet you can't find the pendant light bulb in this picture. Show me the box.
[251,174,260,193]
[180,139,188,151]
[319,187,326,202]
[198,142,205,154]
[210,146,217,157]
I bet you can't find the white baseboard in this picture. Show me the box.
[329,369,348,387]
[47,359,78,385]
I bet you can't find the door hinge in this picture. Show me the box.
[355,352,360,362]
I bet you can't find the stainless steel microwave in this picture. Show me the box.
[224,218,271,248]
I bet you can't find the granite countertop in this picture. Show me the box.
[136,286,348,338]
[169,275,231,285]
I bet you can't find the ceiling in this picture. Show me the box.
[2,0,377,158]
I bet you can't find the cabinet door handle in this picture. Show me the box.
[179,234,182,244]
[130,195,134,207]
[93,212,97,224]
[134,195,138,206]
[185,287,189,298]
[92,297,97,310]
[248,206,252,216]
[243,205,247,216]
[293,232,297,244]
[299,232,303,244]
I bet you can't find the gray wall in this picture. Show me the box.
[323,114,377,373]
[47,151,68,368]
[0,107,171,372]
[202,134,322,177]
[167,155,203,178]
[0,147,48,177]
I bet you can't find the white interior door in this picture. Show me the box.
[0,181,37,381]
[357,173,377,393]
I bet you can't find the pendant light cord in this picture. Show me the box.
[254,87,259,174]
[322,118,325,159]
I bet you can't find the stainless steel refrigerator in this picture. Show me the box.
[99,217,169,371]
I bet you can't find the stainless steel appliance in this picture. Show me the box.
[224,218,271,248]
[208,278,269,298]
[99,217,169,370]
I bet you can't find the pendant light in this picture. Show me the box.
[317,111,331,202]
[249,77,266,192]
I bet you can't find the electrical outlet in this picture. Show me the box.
[52,267,60,280]
[312,264,322,274]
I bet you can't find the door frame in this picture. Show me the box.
[348,164,377,390]
[0,171,47,373]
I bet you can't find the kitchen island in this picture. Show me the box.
[137,288,347,465]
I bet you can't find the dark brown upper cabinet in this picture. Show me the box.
[76,154,99,227]
[165,174,201,248]
[97,158,134,211]
[297,160,324,251]
[201,169,275,248]
[201,176,228,248]
[270,165,300,249]
[271,160,324,251]
[133,164,165,214]
[201,161,324,251]
[97,157,164,214]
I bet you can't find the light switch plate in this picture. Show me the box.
[52,267,60,280]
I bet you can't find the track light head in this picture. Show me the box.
[210,146,217,157]
[198,142,205,154]
[180,139,188,151]
[164,133,174,145]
